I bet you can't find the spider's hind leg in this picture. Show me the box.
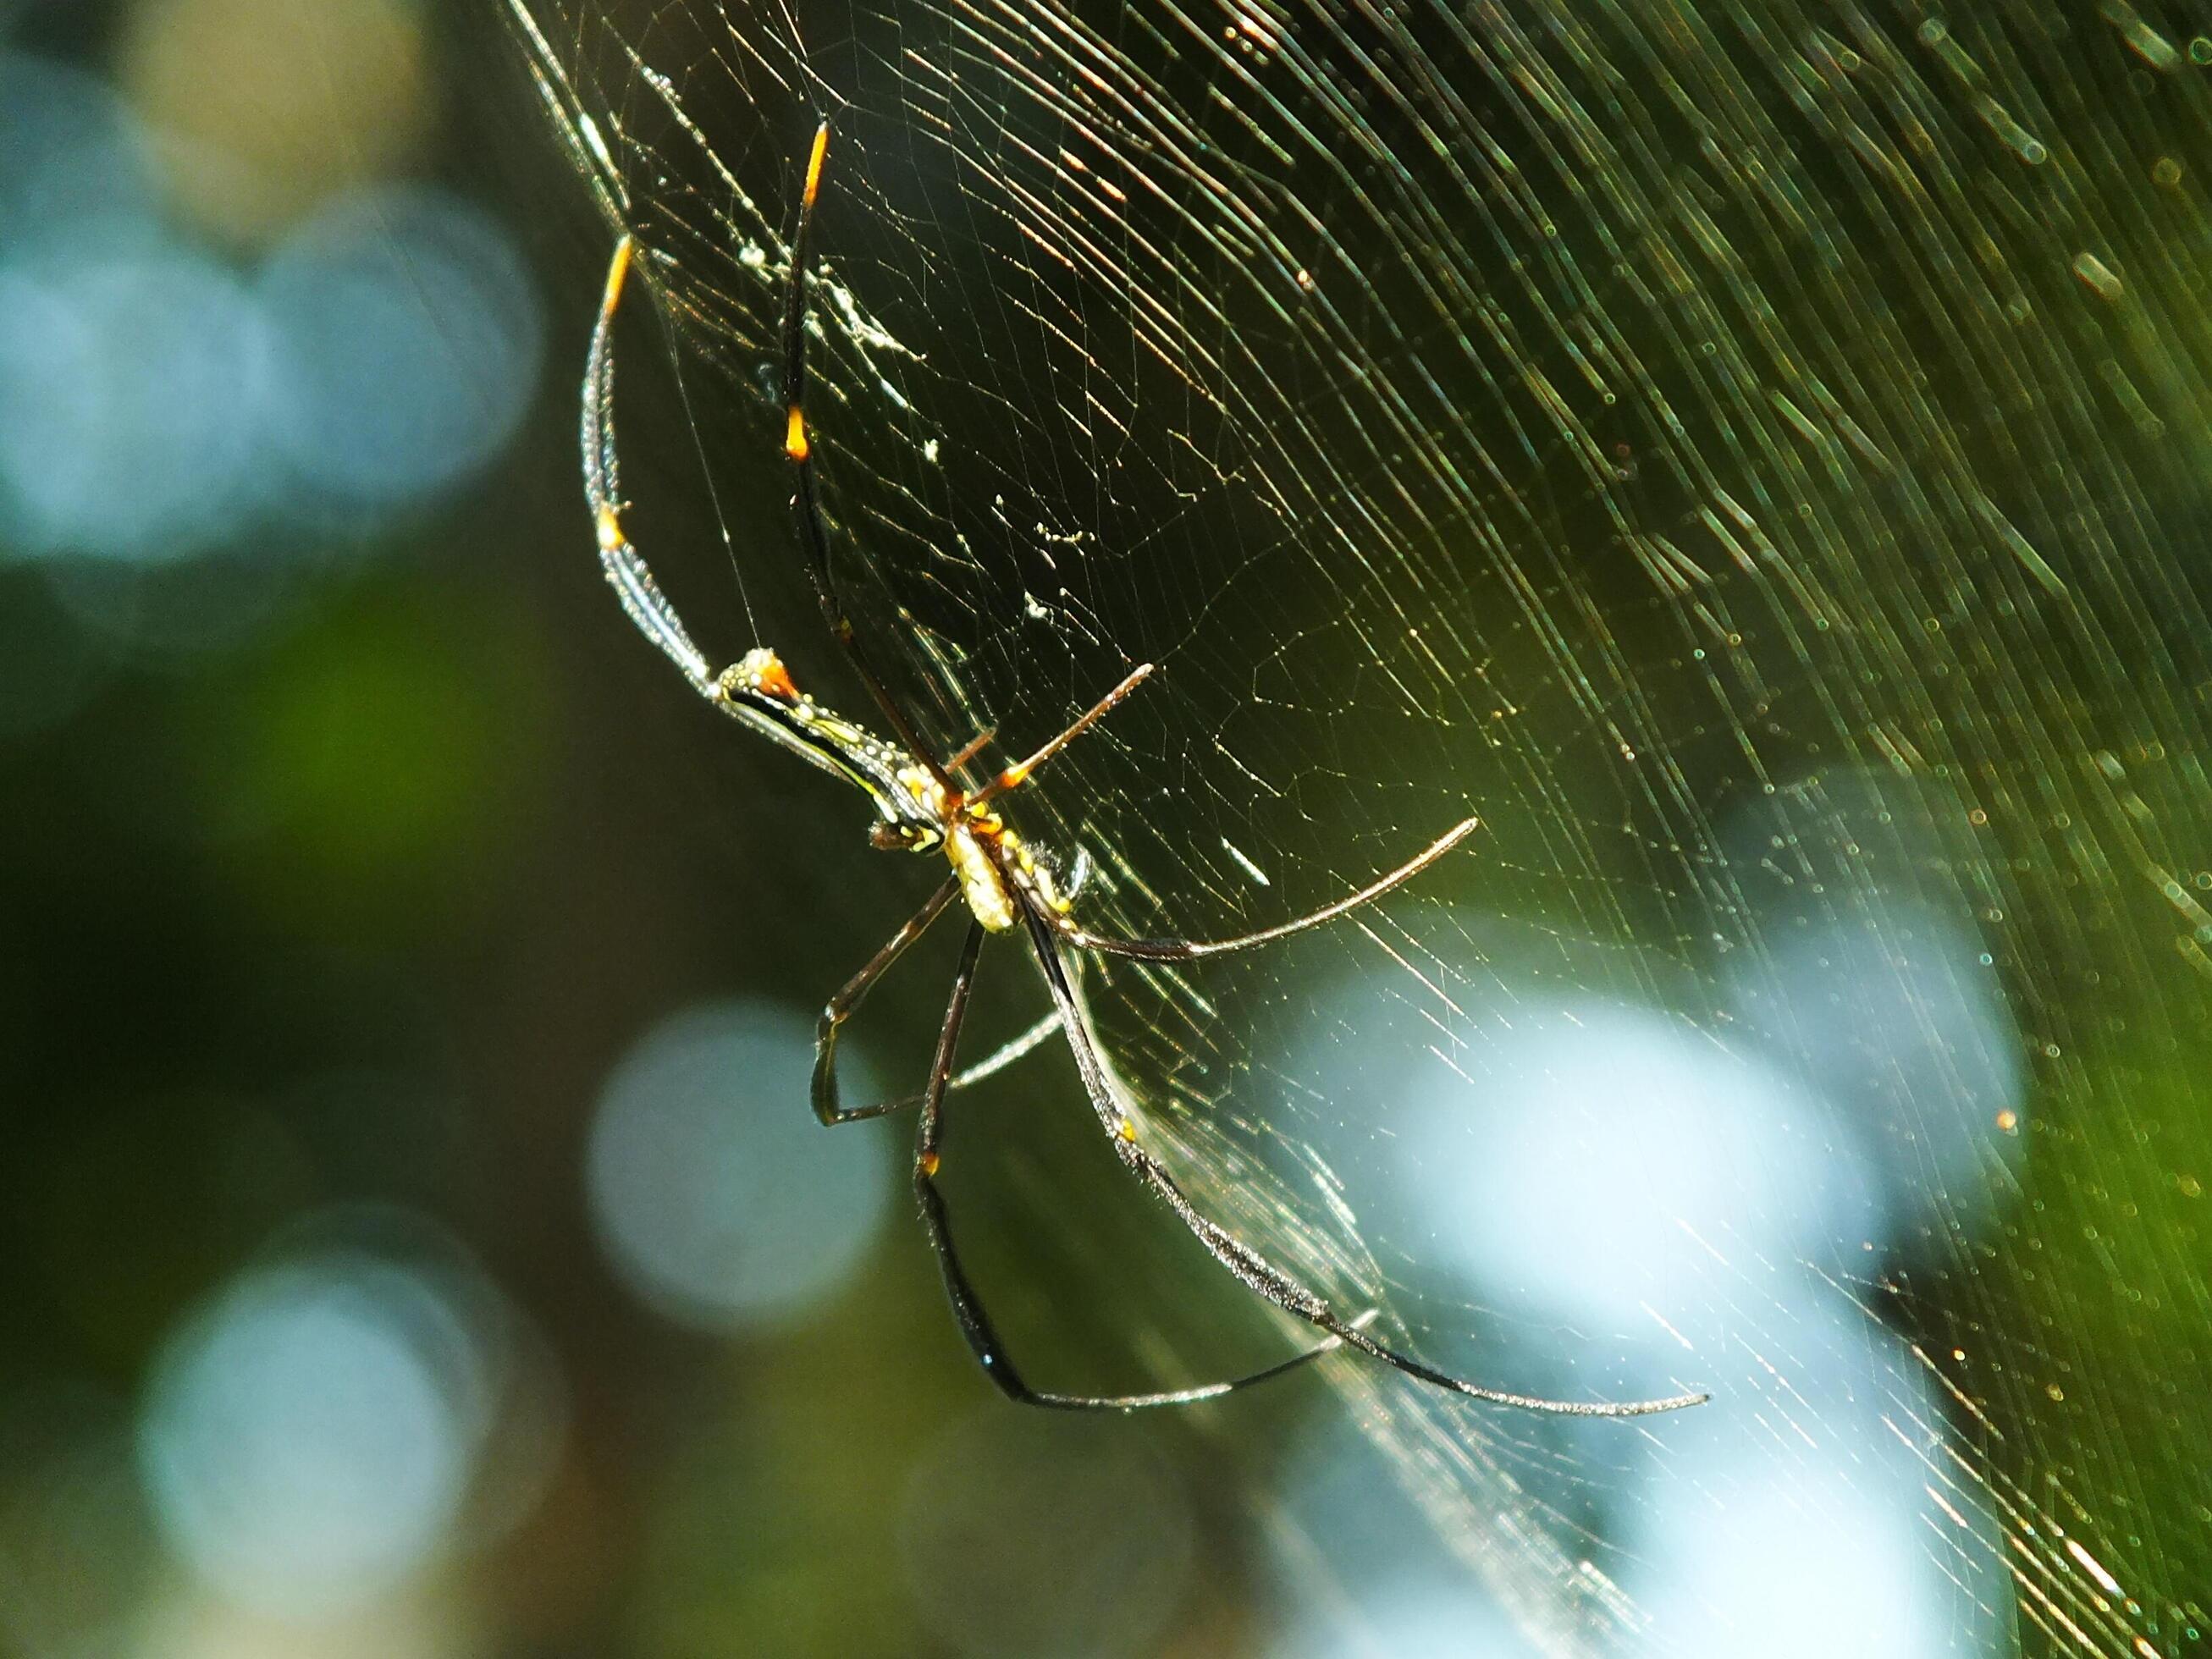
[814,878,1066,1126]
[1018,904,1708,1419]
[813,878,959,1126]
[911,919,1358,1410]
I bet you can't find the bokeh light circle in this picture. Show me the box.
[139,1253,470,1614]
[1271,1577,1532,1659]
[0,234,272,562]
[135,1227,557,1620]
[1395,1000,1888,1338]
[1265,1420,1541,1659]
[1629,1385,2014,1656]
[1728,896,2025,1236]
[119,0,433,245]
[587,998,896,1332]
[257,186,542,516]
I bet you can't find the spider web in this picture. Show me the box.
[510,0,2212,1651]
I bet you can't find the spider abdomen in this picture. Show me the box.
[946,820,1018,931]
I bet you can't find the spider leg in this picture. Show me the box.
[814,878,959,1125]
[913,920,1360,1410]
[781,121,957,797]
[967,663,1154,807]
[583,235,717,696]
[1018,902,1708,1419]
[943,725,998,774]
[814,879,1067,1126]
[1062,816,1481,961]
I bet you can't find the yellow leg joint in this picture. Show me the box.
[803,121,830,208]
[601,234,635,316]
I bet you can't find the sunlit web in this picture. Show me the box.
[510,0,2212,1650]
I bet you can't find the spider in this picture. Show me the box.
[577,120,1706,1419]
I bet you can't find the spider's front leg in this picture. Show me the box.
[1059,815,1481,960]
[583,239,724,697]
